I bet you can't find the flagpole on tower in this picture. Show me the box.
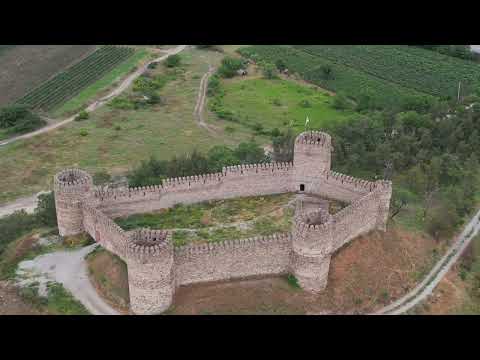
[305,116,310,132]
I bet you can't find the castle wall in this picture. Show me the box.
[174,233,292,286]
[82,202,129,260]
[297,171,376,203]
[95,162,294,218]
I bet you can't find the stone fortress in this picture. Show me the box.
[54,131,392,315]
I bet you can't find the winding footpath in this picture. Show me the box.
[193,65,217,133]
[0,45,188,147]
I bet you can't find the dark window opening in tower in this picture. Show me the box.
[300,184,305,192]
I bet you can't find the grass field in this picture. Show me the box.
[210,75,355,133]
[115,193,295,247]
[0,47,258,204]
[52,49,150,117]
[0,45,97,106]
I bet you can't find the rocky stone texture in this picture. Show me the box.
[54,131,392,314]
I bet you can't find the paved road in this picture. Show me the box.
[0,45,188,147]
[374,208,480,315]
[16,244,119,315]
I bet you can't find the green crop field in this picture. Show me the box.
[238,45,480,109]
[294,45,480,98]
[16,46,136,112]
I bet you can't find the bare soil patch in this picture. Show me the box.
[90,222,443,315]
[0,280,44,315]
[86,248,130,314]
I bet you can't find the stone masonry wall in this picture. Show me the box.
[175,233,292,286]
[95,162,294,218]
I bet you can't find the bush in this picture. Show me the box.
[332,92,351,110]
[218,57,244,78]
[75,111,89,121]
[165,54,181,68]
[35,192,57,227]
[79,129,88,137]
[0,105,46,135]
[207,75,221,97]
[299,99,312,108]
[0,211,38,256]
[262,63,278,79]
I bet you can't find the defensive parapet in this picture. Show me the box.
[54,169,93,236]
[125,229,174,315]
[293,131,332,191]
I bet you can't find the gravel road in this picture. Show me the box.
[16,244,119,315]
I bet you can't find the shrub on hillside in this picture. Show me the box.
[35,192,57,227]
[165,54,181,68]
[262,63,278,79]
[218,57,244,78]
[0,105,46,135]
[75,111,89,121]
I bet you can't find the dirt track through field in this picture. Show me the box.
[194,65,218,134]
[0,45,188,147]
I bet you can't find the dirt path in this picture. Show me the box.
[0,45,188,147]
[0,191,49,218]
[193,65,218,134]
[373,208,480,315]
[16,244,119,315]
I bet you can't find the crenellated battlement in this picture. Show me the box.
[175,233,292,257]
[126,229,173,263]
[54,130,392,314]
[54,168,93,188]
[295,131,331,147]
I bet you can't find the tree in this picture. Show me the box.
[35,192,57,227]
[320,64,333,80]
[165,54,181,68]
[218,57,244,78]
[425,203,459,241]
[272,128,295,162]
[332,92,351,110]
[233,142,266,164]
[275,59,286,72]
[0,104,46,134]
[262,63,277,79]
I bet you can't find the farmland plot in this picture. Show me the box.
[0,45,97,106]
[294,45,480,98]
[16,46,135,112]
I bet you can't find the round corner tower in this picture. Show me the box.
[293,131,332,193]
[126,230,175,315]
[291,207,334,293]
[54,169,93,237]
